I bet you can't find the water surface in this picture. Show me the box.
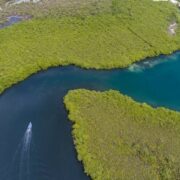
[0,16,23,29]
[0,51,180,180]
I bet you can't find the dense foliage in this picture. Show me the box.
[65,89,180,179]
[0,1,180,179]
[0,0,180,93]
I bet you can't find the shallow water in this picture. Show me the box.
[0,16,23,29]
[0,51,179,180]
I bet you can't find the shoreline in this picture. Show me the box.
[0,49,179,97]
[0,6,179,94]
[0,15,179,94]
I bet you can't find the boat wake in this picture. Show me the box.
[10,122,32,180]
[19,122,32,180]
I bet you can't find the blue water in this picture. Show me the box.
[0,16,23,29]
[0,51,179,180]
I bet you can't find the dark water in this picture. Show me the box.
[0,51,179,180]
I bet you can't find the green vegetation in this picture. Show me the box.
[0,0,180,93]
[65,89,180,179]
[0,1,179,179]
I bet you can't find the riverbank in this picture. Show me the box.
[0,0,180,94]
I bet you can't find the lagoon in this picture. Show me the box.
[0,51,179,179]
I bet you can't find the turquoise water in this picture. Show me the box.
[0,51,179,180]
[109,52,180,110]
